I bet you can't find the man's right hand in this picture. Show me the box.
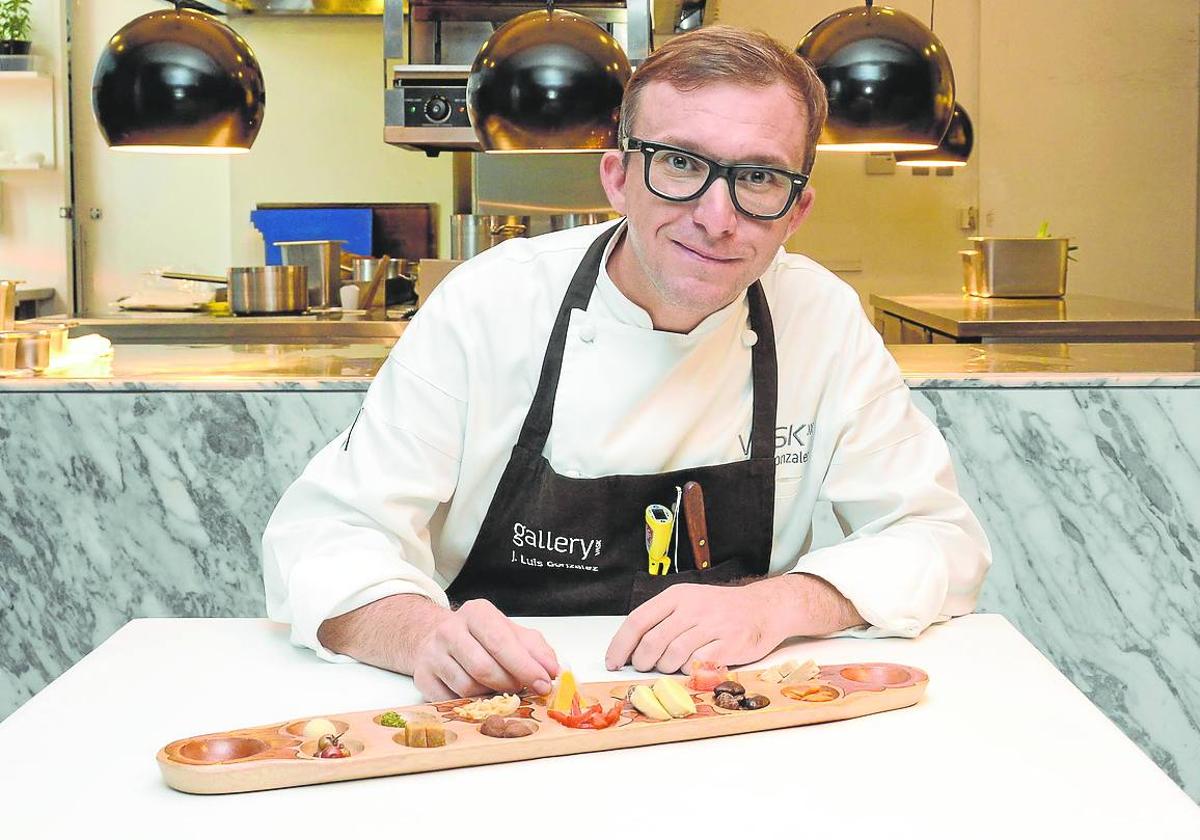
[412,599,559,701]
[317,594,559,701]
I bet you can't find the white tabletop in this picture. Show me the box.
[2,614,1196,838]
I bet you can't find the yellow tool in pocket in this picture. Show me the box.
[645,504,675,575]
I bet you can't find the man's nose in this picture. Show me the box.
[691,175,739,235]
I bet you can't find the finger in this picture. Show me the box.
[605,591,681,669]
[416,670,456,702]
[515,626,560,689]
[684,641,726,673]
[444,625,524,693]
[434,654,496,698]
[464,610,554,693]
[656,626,721,675]
[630,610,698,673]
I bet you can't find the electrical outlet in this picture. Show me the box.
[864,152,896,175]
[958,206,978,231]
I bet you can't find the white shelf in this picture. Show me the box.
[0,55,42,75]
[0,53,57,171]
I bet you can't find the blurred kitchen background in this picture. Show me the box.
[2,0,1195,321]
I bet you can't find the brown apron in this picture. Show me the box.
[446,224,778,615]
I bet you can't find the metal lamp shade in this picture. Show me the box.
[895,104,973,166]
[467,9,631,152]
[92,8,265,153]
[797,4,954,152]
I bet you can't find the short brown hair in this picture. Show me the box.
[619,25,828,175]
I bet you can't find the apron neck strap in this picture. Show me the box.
[745,281,778,458]
[517,223,778,459]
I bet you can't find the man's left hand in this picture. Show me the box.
[604,581,785,673]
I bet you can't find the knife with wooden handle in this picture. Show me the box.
[681,480,711,570]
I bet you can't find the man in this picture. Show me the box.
[262,26,991,701]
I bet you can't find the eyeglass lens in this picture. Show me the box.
[647,149,794,217]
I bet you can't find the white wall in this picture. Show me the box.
[71,10,452,314]
[716,0,1200,313]
[978,0,1198,310]
[226,17,452,266]
[19,2,1200,314]
[714,0,983,305]
[71,0,234,313]
[0,0,72,309]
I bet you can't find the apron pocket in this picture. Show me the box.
[627,556,762,612]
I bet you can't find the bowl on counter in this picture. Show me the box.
[227,266,309,315]
[11,329,51,372]
[0,331,20,371]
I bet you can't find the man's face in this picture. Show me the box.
[599,80,816,332]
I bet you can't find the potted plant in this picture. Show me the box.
[0,0,32,56]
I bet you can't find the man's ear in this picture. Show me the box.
[599,150,629,215]
[784,186,816,239]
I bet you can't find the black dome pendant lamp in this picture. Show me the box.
[92,1,265,154]
[467,1,631,153]
[895,104,973,167]
[797,0,954,152]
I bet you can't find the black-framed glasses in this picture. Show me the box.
[624,137,809,221]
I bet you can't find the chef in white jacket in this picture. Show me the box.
[263,26,991,701]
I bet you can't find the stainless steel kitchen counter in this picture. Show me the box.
[0,341,397,391]
[4,338,1200,391]
[66,312,410,344]
[871,292,1200,343]
[887,341,1200,386]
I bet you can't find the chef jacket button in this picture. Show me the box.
[579,324,596,343]
[742,329,758,347]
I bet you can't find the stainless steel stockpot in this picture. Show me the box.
[14,330,51,371]
[450,215,530,260]
[227,266,309,315]
[350,257,410,286]
[0,331,20,371]
[0,280,18,331]
[548,211,620,231]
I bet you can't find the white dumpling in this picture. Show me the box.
[301,718,338,739]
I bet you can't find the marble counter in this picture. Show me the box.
[0,341,395,391]
[1,339,1198,800]
[5,338,1200,391]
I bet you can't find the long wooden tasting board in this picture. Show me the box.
[159,662,927,794]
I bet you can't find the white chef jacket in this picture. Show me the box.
[262,221,991,661]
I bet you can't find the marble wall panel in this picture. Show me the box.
[805,386,1197,801]
[0,390,364,718]
[1,383,1197,800]
[928,387,1199,800]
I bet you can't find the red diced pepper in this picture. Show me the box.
[602,700,623,728]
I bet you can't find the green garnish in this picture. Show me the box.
[379,711,407,728]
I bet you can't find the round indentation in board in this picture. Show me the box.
[839,664,912,685]
[283,718,350,738]
[708,693,772,714]
[781,682,842,703]
[392,729,460,749]
[298,738,365,760]
[479,717,539,739]
[282,715,350,734]
[178,736,270,763]
[372,712,411,729]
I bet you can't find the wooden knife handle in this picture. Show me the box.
[681,481,711,570]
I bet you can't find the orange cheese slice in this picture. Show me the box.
[549,669,579,713]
